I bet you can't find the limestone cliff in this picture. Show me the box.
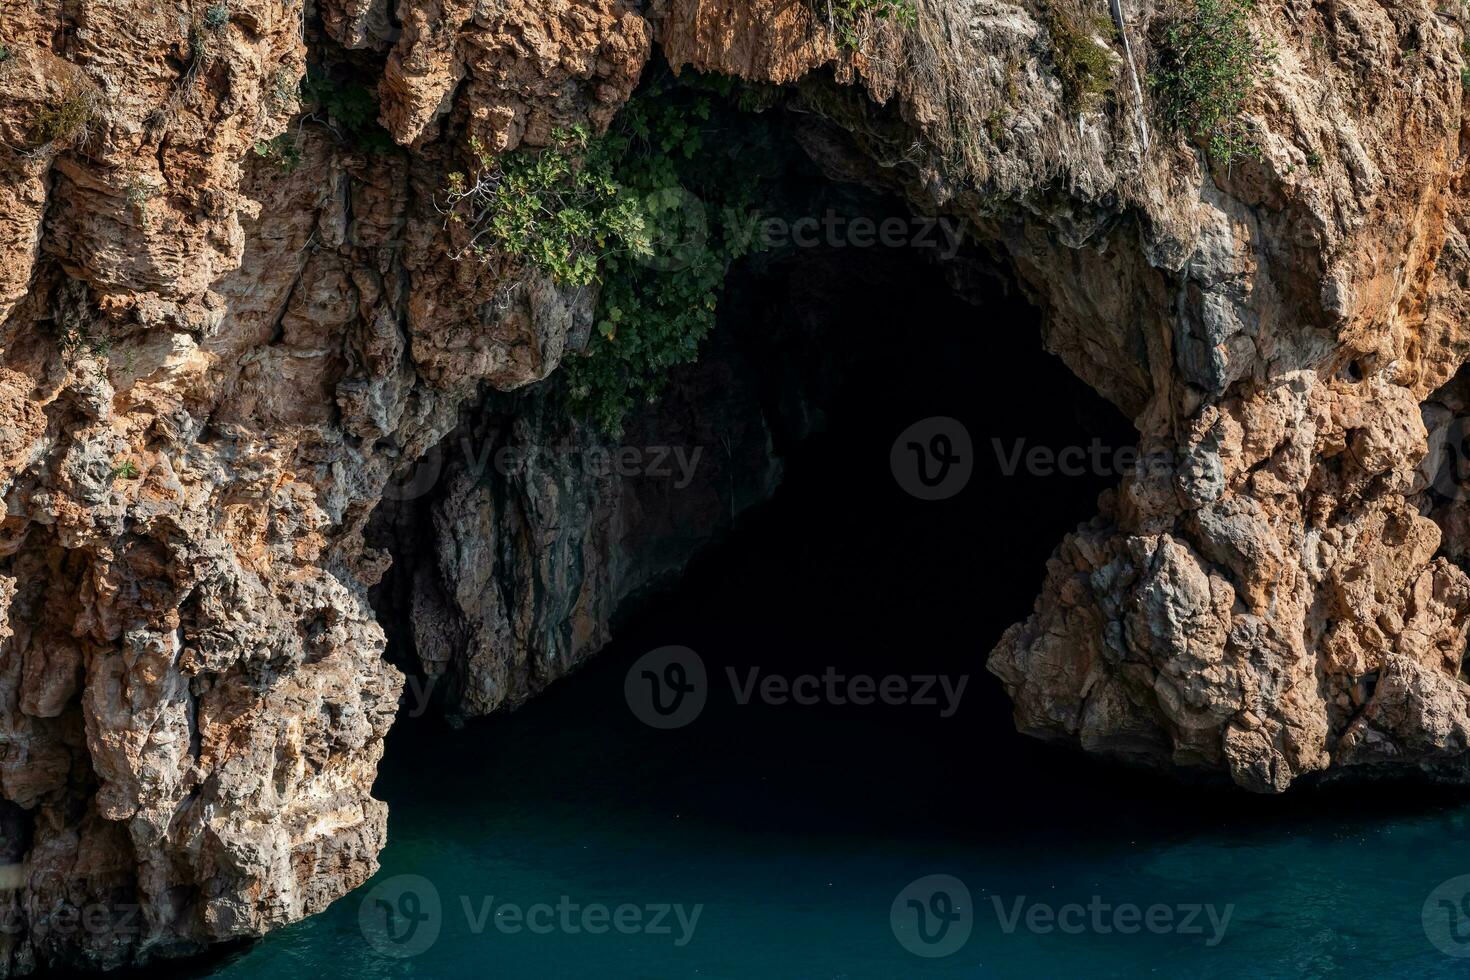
[1,0,1470,974]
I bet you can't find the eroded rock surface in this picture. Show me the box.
[4,0,1470,974]
[0,0,603,972]
[368,327,785,724]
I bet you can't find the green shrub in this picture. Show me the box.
[267,67,299,109]
[110,460,139,482]
[443,76,785,435]
[56,318,109,368]
[253,133,301,172]
[443,125,649,287]
[203,3,229,29]
[1152,0,1274,165]
[188,21,208,61]
[984,109,1006,143]
[126,179,154,229]
[30,88,96,147]
[819,0,916,51]
[0,44,11,63]
[126,180,151,208]
[301,69,395,153]
[1047,8,1117,110]
[560,80,780,434]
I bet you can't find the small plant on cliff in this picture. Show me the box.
[818,0,916,51]
[253,133,301,172]
[441,75,782,435]
[0,44,11,63]
[126,178,154,230]
[1047,7,1117,110]
[145,19,212,133]
[1151,0,1274,165]
[58,323,108,359]
[30,88,98,148]
[559,77,779,435]
[54,312,110,380]
[110,460,139,482]
[266,67,299,112]
[203,2,230,30]
[442,125,650,287]
[188,20,208,61]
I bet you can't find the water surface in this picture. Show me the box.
[197,250,1470,979]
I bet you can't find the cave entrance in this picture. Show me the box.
[589,211,1143,828]
[349,78,1174,979]
[369,69,1140,760]
[372,166,1141,834]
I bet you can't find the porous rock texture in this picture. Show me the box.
[367,325,786,725]
[2,0,1470,973]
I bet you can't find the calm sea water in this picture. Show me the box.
[183,254,1470,979]
[195,609,1470,979]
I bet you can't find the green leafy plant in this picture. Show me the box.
[301,69,395,153]
[1152,0,1274,165]
[203,2,229,29]
[267,67,299,110]
[0,44,11,63]
[110,460,139,482]
[443,125,650,287]
[984,109,1006,143]
[1047,8,1117,110]
[126,179,154,230]
[59,327,108,358]
[443,77,786,435]
[188,21,208,61]
[818,0,916,51]
[560,81,781,434]
[253,133,301,172]
[56,320,110,379]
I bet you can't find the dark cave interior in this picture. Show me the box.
[366,77,1470,844]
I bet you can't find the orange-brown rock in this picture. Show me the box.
[6,0,1470,975]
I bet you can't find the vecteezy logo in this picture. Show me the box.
[380,440,444,503]
[624,646,707,729]
[632,183,709,274]
[890,874,973,958]
[890,417,973,501]
[1424,874,1470,956]
[359,874,442,959]
[1425,415,1470,503]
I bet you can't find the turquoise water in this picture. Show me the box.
[188,253,1470,979]
[197,650,1470,979]
[197,424,1470,979]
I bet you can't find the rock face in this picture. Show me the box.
[0,1,627,973]
[961,0,1470,794]
[3,0,1470,973]
[367,327,785,724]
